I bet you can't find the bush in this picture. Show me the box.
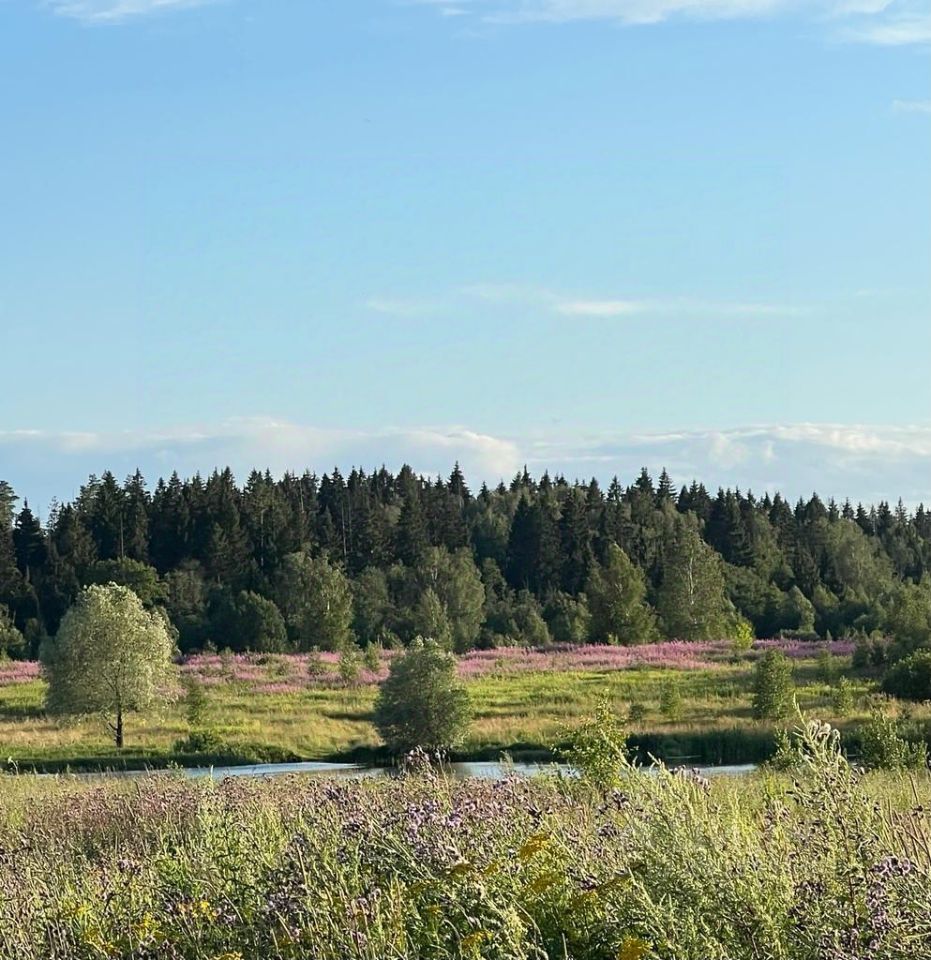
[306,646,326,677]
[560,698,631,788]
[0,605,25,659]
[767,727,800,771]
[852,634,890,671]
[659,681,683,721]
[830,677,855,717]
[373,638,471,754]
[858,710,928,770]
[338,644,362,685]
[627,702,648,725]
[815,649,838,684]
[362,642,382,672]
[731,616,755,653]
[173,729,226,754]
[751,650,795,720]
[881,650,931,702]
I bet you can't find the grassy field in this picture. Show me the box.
[0,640,915,772]
[2,719,930,960]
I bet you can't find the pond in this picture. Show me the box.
[64,759,759,781]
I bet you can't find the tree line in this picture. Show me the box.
[2,464,931,658]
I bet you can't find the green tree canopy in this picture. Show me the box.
[373,637,471,754]
[586,543,658,645]
[211,589,288,653]
[751,649,795,720]
[658,516,730,640]
[273,553,353,651]
[40,584,176,748]
[84,558,167,608]
[410,588,453,649]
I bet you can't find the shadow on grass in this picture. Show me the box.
[0,703,46,721]
[321,709,374,722]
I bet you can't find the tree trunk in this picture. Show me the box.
[115,708,124,750]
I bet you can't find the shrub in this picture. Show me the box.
[173,728,225,754]
[767,728,800,771]
[0,605,25,659]
[830,677,854,717]
[731,616,755,653]
[337,643,362,685]
[881,650,931,702]
[306,645,327,677]
[659,681,683,721]
[627,702,648,725]
[815,648,838,684]
[362,642,382,672]
[373,638,471,754]
[853,634,891,671]
[858,710,928,770]
[751,649,795,720]
[560,698,631,788]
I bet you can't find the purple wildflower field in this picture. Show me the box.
[0,638,854,694]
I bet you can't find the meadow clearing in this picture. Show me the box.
[0,640,912,772]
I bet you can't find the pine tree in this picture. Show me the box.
[150,473,191,572]
[13,503,47,583]
[559,488,594,595]
[122,471,150,562]
[656,468,676,506]
[396,473,429,568]
[0,482,23,610]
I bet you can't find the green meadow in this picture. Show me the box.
[0,642,911,772]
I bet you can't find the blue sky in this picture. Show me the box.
[1,0,929,510]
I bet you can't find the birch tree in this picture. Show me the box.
[41,584,175,748]
[658,515,729,640]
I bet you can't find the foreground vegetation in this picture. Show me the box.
[2,720,930,960]
[2,640,925,772]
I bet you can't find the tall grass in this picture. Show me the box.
[1,721,930,959]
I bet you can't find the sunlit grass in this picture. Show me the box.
[0,643,911,771]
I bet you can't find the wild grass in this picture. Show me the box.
[1,720,930,959]
[0,641,920,772]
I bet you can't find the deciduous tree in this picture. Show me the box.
[41,584,175,748]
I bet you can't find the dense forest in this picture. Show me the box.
[2,465,931,659]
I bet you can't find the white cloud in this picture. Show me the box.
[366,282,804,320]
[0,418,523,511]
[45,0,217,22]
[841,11,931,41]
[486,0,790,26]
[5,419,931,513]
[893,98,931,113]
[556,299,643,317]
[524,423,931,504]
[414,0,931,45]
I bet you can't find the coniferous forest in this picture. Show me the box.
[3,464,930,661]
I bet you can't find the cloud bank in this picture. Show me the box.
[416,0,931,44]
[45,0,216,22]
[4,418,931,515]
[40,0,931,42]
[365,282,806,320]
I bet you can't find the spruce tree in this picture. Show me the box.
[586,544,658,645]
